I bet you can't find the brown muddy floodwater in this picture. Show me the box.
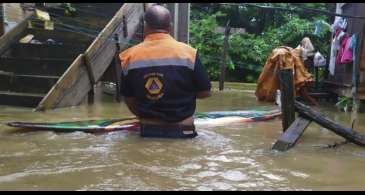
[1,86,365,191]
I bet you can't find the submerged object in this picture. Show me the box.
[7,109,281,133]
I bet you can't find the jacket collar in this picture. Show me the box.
[144,32,173,42]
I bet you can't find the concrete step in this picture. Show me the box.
[0,57,72,76]
[2,43,87,59]
[0,71,59,94]
[0,91,44,107]
[19,28,93,45]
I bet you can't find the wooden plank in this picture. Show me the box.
[85,3,142,59]
[272,116,312,151]
[280,69,296,132]
[0,13,32,54]
[36,3,144,111]
[84,3,143,82]
[0,4,4,36]
[360,33,365,71]
[83,55,96,85]
[308,92,333,99]
[324,80,353,88]
[354,93,365,100]
[295,100,365,147]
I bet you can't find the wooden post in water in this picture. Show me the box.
[84,55,95,105]
[114,33,122,102]
[315,67,319,90]
[273,69,307,151]
[219,20,231,91]
[279,68,295,132]
[87,88,95,104]
[0,4,4,36]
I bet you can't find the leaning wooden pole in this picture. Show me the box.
[294,101,365,147]
[114,33,121,102]
[272,116,311,151]
[279,68,296,132]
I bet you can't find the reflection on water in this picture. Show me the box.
[1,89,365,190]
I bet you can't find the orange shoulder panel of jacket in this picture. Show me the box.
[119,42,145,70]
[125,39,197,64]
[179,41,198,60]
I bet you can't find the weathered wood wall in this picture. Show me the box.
[326,3,365,99]
[342,3,365,99]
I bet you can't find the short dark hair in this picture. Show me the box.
[144,5,171,31]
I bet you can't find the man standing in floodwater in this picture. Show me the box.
[119,5,211,138]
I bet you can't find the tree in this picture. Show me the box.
[190,3,333,82]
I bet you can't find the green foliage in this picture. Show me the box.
[336,96,353,112]
[190,12,226,80]
[189,3,333,83]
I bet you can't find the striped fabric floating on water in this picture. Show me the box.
[7,109,281,133]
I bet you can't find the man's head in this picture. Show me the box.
[144,5,172,35]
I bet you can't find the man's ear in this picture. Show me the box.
[144,22,150,34]
[167,22,173,33]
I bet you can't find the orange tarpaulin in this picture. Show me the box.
[255,46,313,102]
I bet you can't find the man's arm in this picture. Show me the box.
[193,53,212,98]
[197,90,211,99]
[120,72,140,116]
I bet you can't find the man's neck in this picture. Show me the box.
[144,30,169,37]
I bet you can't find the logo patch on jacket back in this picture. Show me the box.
[144,73,164,100]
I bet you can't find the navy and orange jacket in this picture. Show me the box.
[119,32,211,122]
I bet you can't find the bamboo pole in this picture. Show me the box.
[219,20,231,91]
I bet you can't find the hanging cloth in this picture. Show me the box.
[340,35,353,64]
[335,31,346,51]
[314,51,326,67]
[298,37,315,61]
[328,30,344,76]
[329,38,337,76]
[314,20,332,37]
[314,21,322,37]
[336,34,350,65]
[349,34,357,62]
[331,17,347,32]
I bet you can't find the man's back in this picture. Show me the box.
[119,4,210,138]
[120,32,211,123]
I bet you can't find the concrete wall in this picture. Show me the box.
[2,3,27,33]
[0,3,36,36]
